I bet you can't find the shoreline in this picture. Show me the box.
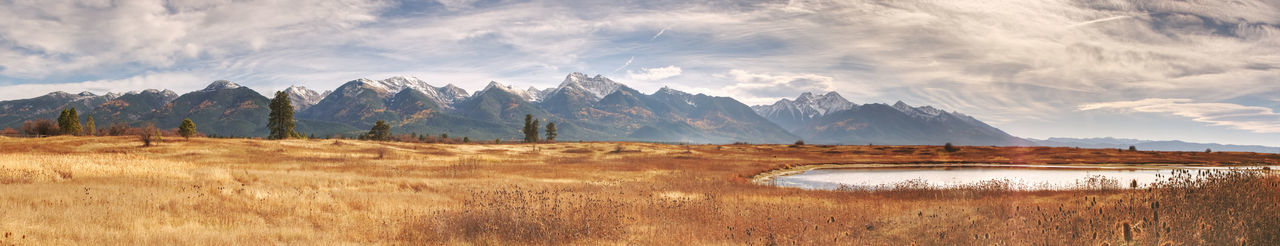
[750,163,1276,186]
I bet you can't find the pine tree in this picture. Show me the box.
[522,114,536,143]
[58,108,83,136]
[57,109,69,135]
[178,118,197,140]
[267,91,298,139]
[545,122,556,141]
[84,115,96,136]
[367,120,391,141]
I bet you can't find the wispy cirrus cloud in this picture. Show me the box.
[0,0,1278,145]
[1079,98,1280,133]
[627,66,682,81]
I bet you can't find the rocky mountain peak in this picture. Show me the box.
[203,80,242,91]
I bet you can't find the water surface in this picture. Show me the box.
[771,165,1272,190]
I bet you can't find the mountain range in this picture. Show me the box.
[1030,137,1280,154]
[0,72,1275,151]
[751,92,1032,146]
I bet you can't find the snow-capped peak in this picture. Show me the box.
[436,84,470,103]
[480,81,536,101]
[285,85,329,111]
[891,101,950,119]
[754,91,855,120]
[553,72,623,100]
[373,75,436,95]
[654,86,696,106]
[338,76,471,108]
[526,86,548,101]
[203,80,242,91]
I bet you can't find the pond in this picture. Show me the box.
[767,164,1275,190]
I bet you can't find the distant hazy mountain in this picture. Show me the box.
[0,91,117,127]
[755,93,1032,146]
[1032,137,1280,153]
[750,92,854,131]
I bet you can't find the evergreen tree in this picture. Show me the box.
[522,114,536,143]
[367,120,391,141]
[267,91,299,139]
[57,109,69,134]
[58,108,82,135]
[178,118,197,140]
[440,133,448,139]
[545,122,557,141]
[84,115,96,136]
[463,137,470,143]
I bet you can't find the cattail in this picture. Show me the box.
[1123,222,1133,242]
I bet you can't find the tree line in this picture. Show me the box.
[5,90,558,146]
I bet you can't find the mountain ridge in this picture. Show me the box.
[1,73,1268,150]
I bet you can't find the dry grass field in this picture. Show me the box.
[0,136,1278,245]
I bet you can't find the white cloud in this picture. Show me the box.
[722,69,835,100]
[613,56,634,73]
[627,66,682,81]
[0,0,387,79]
[650,26,669,40]
[0,73,208,100]
[1,0,1279,145]
[1079,98,1280,133]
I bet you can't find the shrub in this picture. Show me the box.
[366,120,391,141]
[106,123,129,136]
[944,142,959,152]
[178,118,197,140]
[1129,145,1137,151]
[137,123,157,147]
[22,119,60,137]
[794,140,805,146]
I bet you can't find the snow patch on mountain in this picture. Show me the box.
[892,101,952,120]
[285,85,330,111]
[655,86,696,106]
[479,81,536,101]
[752,91,855,120]
[203,80,242,92]
[550,72,623,101]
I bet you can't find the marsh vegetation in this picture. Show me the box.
[0,137,1277,244]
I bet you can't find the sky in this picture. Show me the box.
[0,0,1277,146]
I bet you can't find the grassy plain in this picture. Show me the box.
[0,136,1277,245]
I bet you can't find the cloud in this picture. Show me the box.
[0,73,209,100]
[1079,98,1280,133]
[613,56,634,72]
[627,66,682,81]
[0,0,387,80]
[1,0,1279,144]
[651,26,669,40]
[721,69,838,103]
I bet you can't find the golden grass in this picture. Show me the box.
[0,136,1277,245]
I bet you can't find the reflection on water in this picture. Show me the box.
[772,165,1273,190]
